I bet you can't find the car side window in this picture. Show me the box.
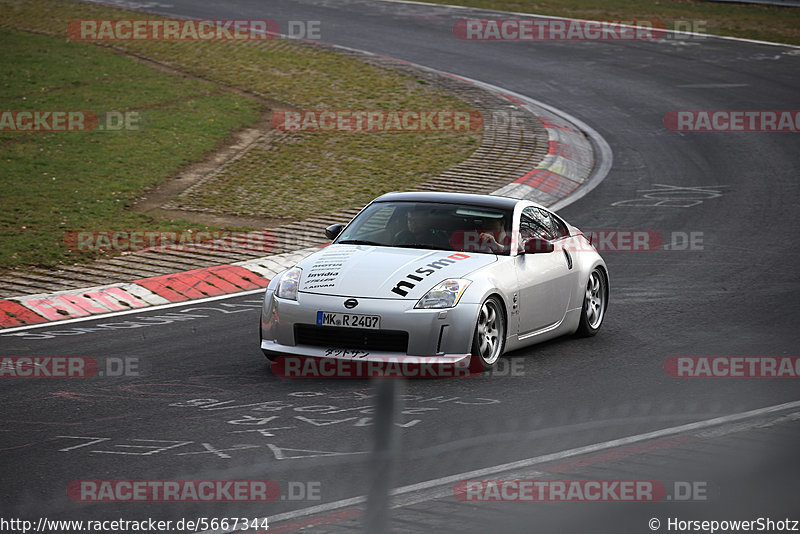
[546,210,569,239]
[519,207,570,241]
[519,207,552,241]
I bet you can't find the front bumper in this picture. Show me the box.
[260,338,470,365]
[260,289,478,361]
[262,341,474,378]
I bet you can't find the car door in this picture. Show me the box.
[515,207,576,335]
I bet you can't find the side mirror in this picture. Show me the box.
[325,223,345,240]
[522,237,554,254]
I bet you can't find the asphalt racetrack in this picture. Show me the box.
[1,1,798,532]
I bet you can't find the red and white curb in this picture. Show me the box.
[493,110,593,205]
[0,248,319,330]
[449,77,601,207]
[392,70,600,207]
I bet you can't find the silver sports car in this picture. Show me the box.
[260,192,608,374]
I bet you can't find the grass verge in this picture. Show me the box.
[0,28,261,269]
[0,0,480,270]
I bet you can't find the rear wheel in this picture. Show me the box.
[576,268,607,336]
[470,296,505,372]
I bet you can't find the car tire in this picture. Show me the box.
[470,296,506,372]
[576,267,608,337]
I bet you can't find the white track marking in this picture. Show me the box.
[199,399,800,533]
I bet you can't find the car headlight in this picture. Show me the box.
[414,278,471,309]
[276,267,302,301]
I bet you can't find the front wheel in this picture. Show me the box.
[576,268,607,337]
[470,296,506,372]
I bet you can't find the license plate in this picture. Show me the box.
[316,311,381,329]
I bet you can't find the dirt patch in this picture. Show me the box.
[133,110,293,229]
[121,52,297,229]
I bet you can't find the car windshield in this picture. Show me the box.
[335,201,513,255]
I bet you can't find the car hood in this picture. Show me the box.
[296,244,497,299]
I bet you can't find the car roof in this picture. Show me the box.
[373,191,524,211]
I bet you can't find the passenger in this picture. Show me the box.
[478,217,510,253]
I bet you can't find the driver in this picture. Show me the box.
[394,208,448,248]
[478,217,510,253]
